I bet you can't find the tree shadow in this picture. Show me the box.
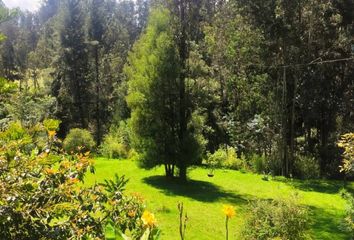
[308,205,349,239]
[142,175,249,205]
[273,177,354,195]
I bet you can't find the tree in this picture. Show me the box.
[52,0,91,137]
[126,7,203,179]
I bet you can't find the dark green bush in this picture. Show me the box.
[240,195,309,240]
[294,155,320,179]
[63,128,95,153]
[250,154,268,173]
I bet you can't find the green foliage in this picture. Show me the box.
[340,190,354,235]
[63,128,95,153]
[0,121,29,142]
[206,146,245,170]
[250,154,268,174]
[125,6,203,177]
[338,133,354,175]
[294,155,321,180]
[126,6,179,171]
[0,77,17,95]
[0,122,151,239]
[241,195,310,240]
[4,88,56,128]
[43,118,61,132]
[100,121,131,159]
[206,147,227,169]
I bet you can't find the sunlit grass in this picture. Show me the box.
[85,158,352,240]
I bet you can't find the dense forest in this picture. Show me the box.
[1,0,353,179]
[0,0,354,239]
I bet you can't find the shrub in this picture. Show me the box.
[240,195,309,240]
[294,155,320,179]
[341,190,354,235]
[206,147,228,168]
[224,146,245,170]
[206,146,246,170]
[100,121,131,159]
[338,133,354,174]
[100,135,128,159]
[0,122,155,240]
[63,128,95,153]
[250,154,268,173]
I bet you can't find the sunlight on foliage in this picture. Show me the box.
[0,120,156,239]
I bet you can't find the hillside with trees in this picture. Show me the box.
[0,0,353,239]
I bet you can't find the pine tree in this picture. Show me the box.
[126,7,203,179]
[53,0,91,136]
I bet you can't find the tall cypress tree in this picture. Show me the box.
[126,6,203,179]
[53,0,90,136]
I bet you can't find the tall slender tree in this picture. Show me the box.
[52,0,91,136]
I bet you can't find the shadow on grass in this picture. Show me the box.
[273,177,353,195]
[309,205,349,239]
[143,175,249,205]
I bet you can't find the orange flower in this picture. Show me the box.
[44,168,57,175]
[48,130,56,138]
[131,192,145,203]
[223,205,235,219]
[128,210,136,218]
[69,178,80,184]
[141,210,157,228]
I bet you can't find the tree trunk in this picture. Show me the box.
[95,46,101,146]
[289,73,298,176]
[165,164,175,178]
[281,65,289,177]
[179,165,187,182]
[177,0,188,181]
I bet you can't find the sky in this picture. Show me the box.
[3,0,41,12]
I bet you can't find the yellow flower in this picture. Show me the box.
[44,168,57,175]
[223,205,235,219]
[128,210,136,218]
[48,130,56,138]
[141,210,157,227]
[69,178,80,184]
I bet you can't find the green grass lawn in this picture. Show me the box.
[85,158,353,240]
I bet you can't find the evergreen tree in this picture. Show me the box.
[126,7,203,179]
[52,0,91,136]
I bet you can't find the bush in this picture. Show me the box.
[206,146,246,170]
[206,147,228,168]
[240,195,309,240]
[100,135,128,159]
[0,122,155,240]
[100,121,131,159]
[224,146,245,170]
[341,190,354,235]
[294,155,320,179]
[250,154,268,173]
[63,128,95,153]
[338,133,354,174]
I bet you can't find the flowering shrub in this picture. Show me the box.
[0,120,157,239]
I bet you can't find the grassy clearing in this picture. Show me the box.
[85,158,353,240]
